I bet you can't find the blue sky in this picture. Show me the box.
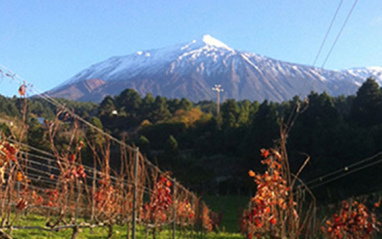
[1,0,381,97]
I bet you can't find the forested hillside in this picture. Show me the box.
[1,77,382,202]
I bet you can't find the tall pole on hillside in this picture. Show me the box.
[212,85,223,116]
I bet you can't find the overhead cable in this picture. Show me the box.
[320,0,359,69]
[312,0,344,67]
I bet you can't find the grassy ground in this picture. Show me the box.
[5,195,249,238]
[203,195,250,233]
[12,230,244,239]
[11,224,244,239]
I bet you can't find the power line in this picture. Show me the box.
[312,0,344,67]
[320,0,359,69]
[297,152,382,190]
[310,154,382,190]
[299,0,357,99]
[293,0,363,191]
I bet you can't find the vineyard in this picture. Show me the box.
[0,69,223,239]
[0,107,223,239]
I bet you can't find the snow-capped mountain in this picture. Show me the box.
[45,35,382,102]
[344,67,382,86]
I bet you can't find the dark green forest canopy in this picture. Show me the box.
[1,77,382,202]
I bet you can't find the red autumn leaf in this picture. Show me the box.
[16,198,28,210]
[69,154,76,163]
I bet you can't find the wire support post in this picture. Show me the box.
[131,147,139,239]
[172,180,177,239]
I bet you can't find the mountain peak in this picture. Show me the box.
[202,35,229,48]
[188,34,233,51]
[46,35,382,103]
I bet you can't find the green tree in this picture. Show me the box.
[99,96,117,116]
[196,100,217,114]
[289,92,340,155]
[179,98,193,111]
[221,99,240,128]
[7,97,20,117]
[168,98,181,114]
[350,77,382,127]
[164,134,179,156]
[86,116,104,146]
[138,135,150,154]
[237,99,256,126]
[115,89,142,118]
[151,96,171,123]
[0,123,11,136]
[140,93,155,121]
[27,118,50,151]
[251,100,280,145]
[240,100,280,162]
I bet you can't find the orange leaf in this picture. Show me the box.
[278,198,284,207]
[18,85,26,96]
[248,170,256,177]
[264,206,271,214]
[166,180,172,187]
[269,216,277,225]
[16,172,23,182]
[260,149,270,158]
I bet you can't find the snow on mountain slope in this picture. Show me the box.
[46,35,381,102]
[344,67,382,86]
[59,35,234,86]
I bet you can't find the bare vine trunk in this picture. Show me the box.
[71,226,79,239]
[107,224,113,239]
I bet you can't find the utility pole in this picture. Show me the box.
[212,84,223,116]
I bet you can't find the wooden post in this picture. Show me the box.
[172,181,177,239]
[75,181,81,222]
[312,204,316,238]
[16,181,20,199]
[191,194,195,239]
[131,147,139,239]
[91,166,96,234]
